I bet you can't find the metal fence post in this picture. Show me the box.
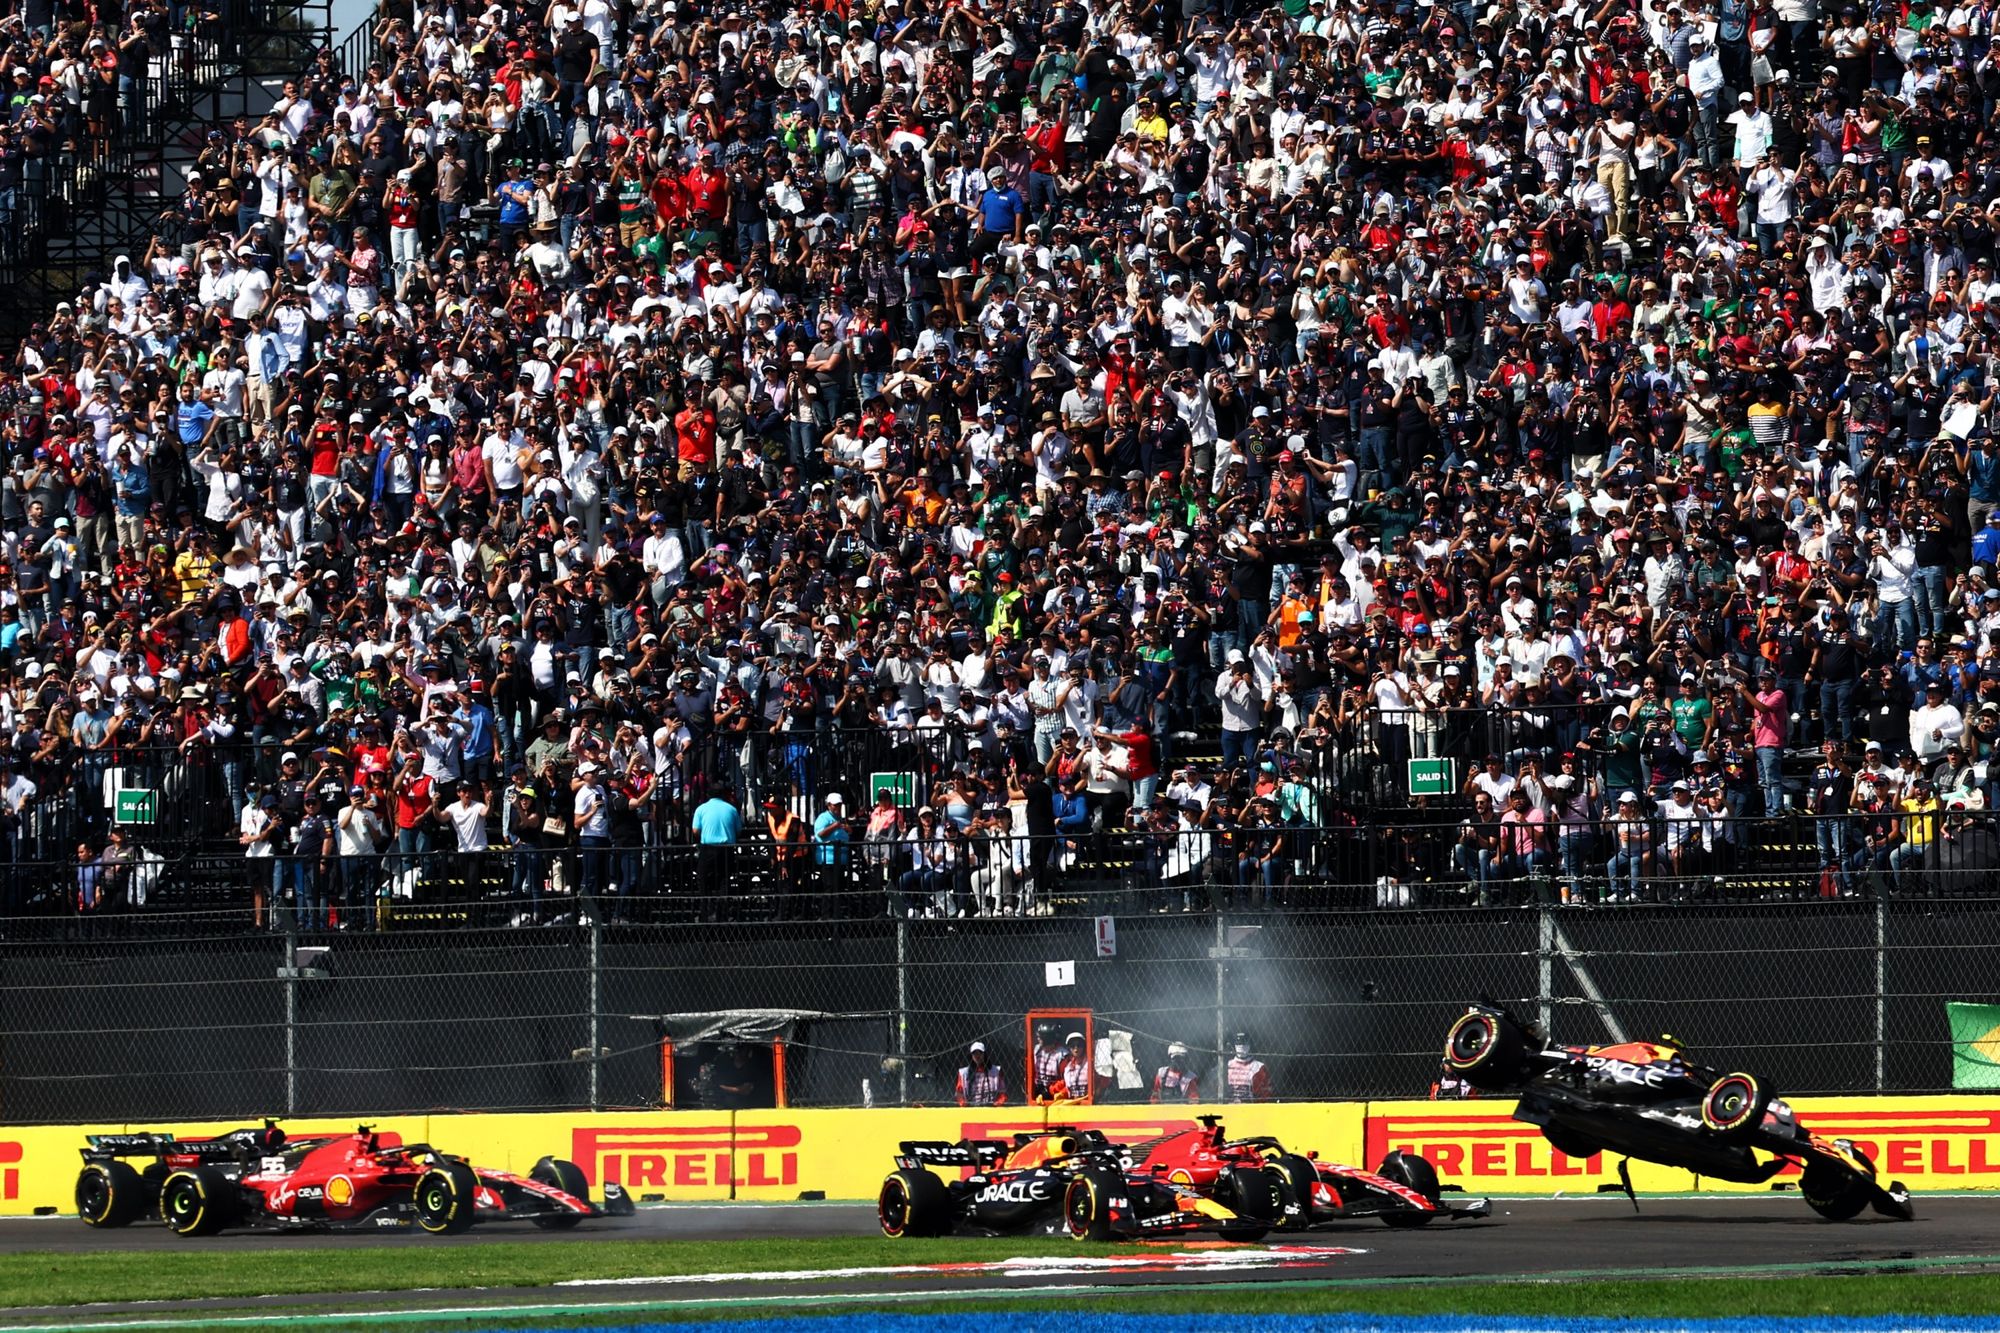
[588,920,602,1112]
[283,927,297,1115]
[895,919,909,1105]
[1214,913,1227,1067]
[1876,891,1888,1092]
[1536,901,1553,1038]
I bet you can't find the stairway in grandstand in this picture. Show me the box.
[0,0,331,342]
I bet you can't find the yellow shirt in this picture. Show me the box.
[173,551,214,604]
[1900,796,1939,848]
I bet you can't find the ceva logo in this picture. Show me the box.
[571,1124,802,1190]
[1364,1109,1607,1180]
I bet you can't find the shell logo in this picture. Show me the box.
[325,1175,355,1206]
[1169,1168,1194,1185]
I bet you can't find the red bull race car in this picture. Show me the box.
[1442,1002,1915,1221]
[878,1128,1277,1241]
[74,1122,635,1235]
[1129,1115,1490,1229]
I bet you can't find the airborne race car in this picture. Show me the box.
[1129,1115,1490,1229]
[1443,1003,1915,1221]
[879,1128,1275,1241]
[75,1123,635,1235]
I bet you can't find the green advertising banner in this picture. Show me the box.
[1947,1001,2000,1089]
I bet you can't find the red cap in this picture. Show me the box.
[997,571,1014,583]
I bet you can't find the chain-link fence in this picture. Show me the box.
[4,895,2000,1123]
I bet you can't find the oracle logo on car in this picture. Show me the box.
[1364,1109,1607,1181]
[570,1124,802,1190]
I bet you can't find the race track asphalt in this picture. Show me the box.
[1,1195,1995,1328]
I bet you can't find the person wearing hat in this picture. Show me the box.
[975,162,1025,253]
[955,1039,1007,1106]
[1909,677,1964,762]
[1049,1027,1094,1102]
[1605,790,1655,902]
[1735,665,1792,817]
[812,790,855,915]
[1153,1040,1202,1102]
[1223,1032,1272,1102]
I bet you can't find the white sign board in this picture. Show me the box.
[1094,916,1118,958]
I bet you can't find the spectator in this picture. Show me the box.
[3,0,2000,926]
[954,1040,1006,1107]
[1152,1042,1200,1103]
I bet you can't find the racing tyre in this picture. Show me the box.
[1443,1010,1527,1092]
[878,1168,951,1238]
[412,1162,479,1235]
[159,1167,238,1237]
[1377,1150,1443,1229]
[1801,1147,1877,1222]
[1063,1169,1118,1242]
[1217,1165,1278,1241]
[1274,1153,1320,1228]
[1701,1073,1769,1139]
[75,1161,145,1228]
[529,1157,590,1230]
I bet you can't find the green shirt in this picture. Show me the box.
[1670,695,1712,746]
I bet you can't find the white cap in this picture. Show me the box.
[827,791,845,805]
[1619,790,1641,804]
[1067,1030,1085,1043]
[969,1040,987,1054]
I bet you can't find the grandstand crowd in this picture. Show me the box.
[9,0,2000,923]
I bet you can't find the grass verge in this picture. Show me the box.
[7,1271,1998,1332]
[0,1237,1132,1308]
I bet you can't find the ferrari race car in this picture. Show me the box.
[1129,1115,1490,1229]
[878,1128,1276,1241]
[1442,1003,1914,1221]
[75,1122,635,1235]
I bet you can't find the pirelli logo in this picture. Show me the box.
[571,1124,802,1190]
[1792,1107,2000,1177]
[1366,1106,2000,1182]
[1366,1111,1607,1179]
[0,1142,16,1200]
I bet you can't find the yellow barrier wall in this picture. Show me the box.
[6,1097,1998,1216]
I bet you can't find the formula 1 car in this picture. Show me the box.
[878,1128,1275,1241]
[1442,1003,1914,1221]
[1128,1115,1490,1229]
[75,1122,636,1235]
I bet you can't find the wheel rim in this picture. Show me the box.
[422,1180,450,1214]
[77,1170,109,1220]
[1708,1077,1755,1129]
[879,1180,909,1235]
[165,1182,198,1226]
[1447,1015,1495,1067]
[1065,1180,1093,1237]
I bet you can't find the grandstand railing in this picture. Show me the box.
[31,703,1970,859]
[17,809,2000,934]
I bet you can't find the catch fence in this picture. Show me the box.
[2,893,1998,1124]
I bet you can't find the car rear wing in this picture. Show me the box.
[894,1140,1008,1170]
[82,1129,265,1162]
